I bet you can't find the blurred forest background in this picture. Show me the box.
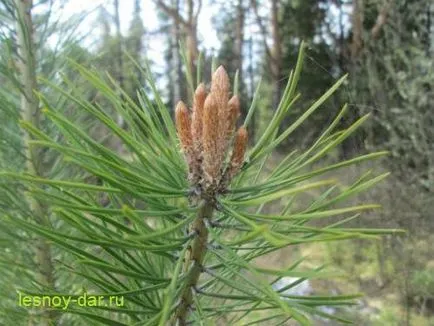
[0,0,433,325]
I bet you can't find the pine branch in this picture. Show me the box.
[174,200,214,325]
[14,1,57,325]
[0,31,400,324]
[155,0,189,28]
[194,0,202,22]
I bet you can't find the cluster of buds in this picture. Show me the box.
[175,66,248,196]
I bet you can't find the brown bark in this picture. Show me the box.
[156,0,188,27]
[351,0,392,61]
[342,0,362,159]
[247,29,255,141]
[270,0,282,108]
[338,0,345,69]
[344,1,393,159]
[170,0,182,106]
[234,0,245,85]
[185,0,200,86]
[174,201,214,325]
[114,0,125,127]
[132,0,145,84]
[114,0,124,90]
[250,0,273,61]
[371,1,391,40]
[250,0,282,108]
[186,0,198,75]
[351,0,364,60]
[156,0,200,87]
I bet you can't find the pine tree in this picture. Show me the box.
[1,41,401,324]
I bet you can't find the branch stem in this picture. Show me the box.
[174,200,214,325]
[15,1,57,325]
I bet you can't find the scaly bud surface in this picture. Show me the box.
[175,101,193,153]
[228,126,248,180]
[192,83,206,154]
[202,94,220,187]
[176,101,200,182]
[175,66,248,193]
[226,95,241,141]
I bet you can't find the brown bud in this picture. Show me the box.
[212,66,230,131]
[202,94,222,186]
[211,66,230,100]
[175,101,193,152]
[176,101,199,182]
[210,66,233,162]
[226,95,241,139]
[227,127,248,179]
[191,83,206,154]
[214,95,241,170]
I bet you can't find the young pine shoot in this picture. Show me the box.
[1,43,404,325]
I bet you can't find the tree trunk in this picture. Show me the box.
[270,0,282,108]
[341,0,364,159]
[247,22,255,142]
[186,0,198,86]
[155,0,200,100]
[234,0,245,87]
[133,0,144,85]
[114,0,125,127]
[424,3,433,55]
[171,0,182,107]
[338,0,346,70]
[14,1,57,325]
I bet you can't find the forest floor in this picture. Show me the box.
[247,151,434,325]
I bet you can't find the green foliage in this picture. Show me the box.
[411,269,434,298]
[0,41,402,325]
[0,2,106,325]
[351,1,434,194]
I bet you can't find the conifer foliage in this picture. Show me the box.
[174,66,248,324]
[0,39,401,325]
